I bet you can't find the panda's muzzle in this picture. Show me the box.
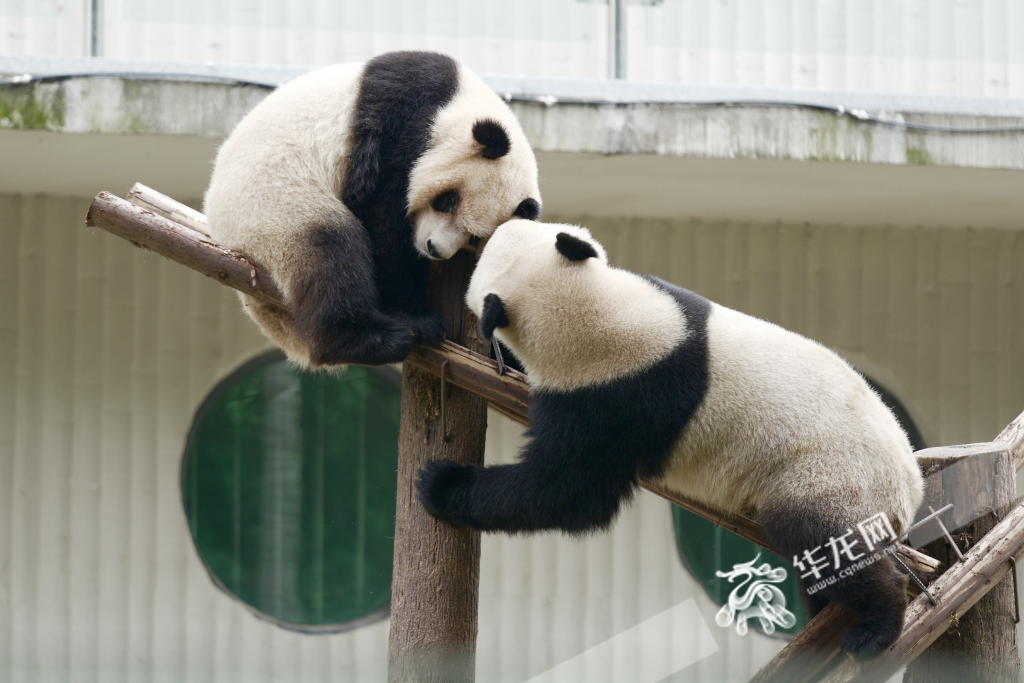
[426,240,441,260]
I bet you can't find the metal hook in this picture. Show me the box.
[1010,557,1020,624]
[440,360,449,442]
[929,505,966,562]
[492,337,507,376]
[887,546,937,605]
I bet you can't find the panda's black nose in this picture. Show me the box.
[427,240,441,259]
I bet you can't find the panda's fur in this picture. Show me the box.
[417,220,924,658]
[204,51,541,368]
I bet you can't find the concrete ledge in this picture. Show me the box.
[6,54,1024,117]
[2,55,1023,172]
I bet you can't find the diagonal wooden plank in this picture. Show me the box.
[751,433,1024,683]
[86,185,778,553]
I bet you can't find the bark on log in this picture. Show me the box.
[87,190,285,308]
[817,446,1024,683]
[996,410,1024,471]
[903,444,1019,683]
[752,426,1024,683]
[387,252,489,683]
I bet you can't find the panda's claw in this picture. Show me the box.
[401,310,446,347]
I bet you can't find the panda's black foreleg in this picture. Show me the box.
[417,432,639,534]
[291,223,438,366]
[760,508,908,659]
[417,459,635,534]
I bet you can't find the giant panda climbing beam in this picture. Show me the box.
[417,219,925,660]
[204,51,542,368]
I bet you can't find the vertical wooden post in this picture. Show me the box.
[388,251,489,683]
[904,443,1020,683]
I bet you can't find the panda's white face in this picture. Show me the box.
[467,220,688,391]
[407,66,541,260]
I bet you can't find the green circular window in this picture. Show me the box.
[182,352,402,632]
[672,376,925,637]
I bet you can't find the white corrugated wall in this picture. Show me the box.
[5,1,1024,96]
[2,194,1024,681]
[629,0,1024,96]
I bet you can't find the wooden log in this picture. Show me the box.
[88,187,944,583]
[996,409,1024,470]
[904,444,1019,683]
[387,252,489,682]
[752,437,1024,683]
[87,186,966,683]
[87,190,286,309]
[127,182,211,237]
[748,604,856,683]
[90,187,788,555]
[817,448,1024,683]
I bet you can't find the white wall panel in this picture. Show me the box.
[99,0,609,79]
[631,0,1024,96]
[0,0,88,57]
[7,0,1024,98]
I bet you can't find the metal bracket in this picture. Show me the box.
[929,506,966,562]
[492,337,507,376]
[888,546,937,605]
[1011,557,1020,624]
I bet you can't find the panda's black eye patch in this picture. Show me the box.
[431,191,460,214]
[513,198,540,221]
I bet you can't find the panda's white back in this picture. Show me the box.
[204,62,365,279]
[658,304,923,533]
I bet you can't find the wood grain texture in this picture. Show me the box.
[816,445,1024,683]
[387,251,489,683]
[995,409,1024,470]
[87,191,286,309]
[127,183,211,237]
[904,444,1019,683]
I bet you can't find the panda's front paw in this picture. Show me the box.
[416,459,475,526]
[402,310,446,347]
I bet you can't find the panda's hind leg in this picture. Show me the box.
[760,506,908,659]
[289,221,434,367]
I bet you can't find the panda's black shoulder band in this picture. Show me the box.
[479,293,509,341]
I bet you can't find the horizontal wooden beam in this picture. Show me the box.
[87,187,941,656]
[92,185,781,553]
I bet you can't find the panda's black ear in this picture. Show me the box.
[479,293,510,341]
[556,232,599,262]
[473,119,510,159]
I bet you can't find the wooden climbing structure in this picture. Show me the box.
[86,185,1024,683]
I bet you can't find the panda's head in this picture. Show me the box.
[407,67,541,260]
[466,220,686,391]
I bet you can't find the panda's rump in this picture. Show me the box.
[204,63,365,284]
[658,305,921,530]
